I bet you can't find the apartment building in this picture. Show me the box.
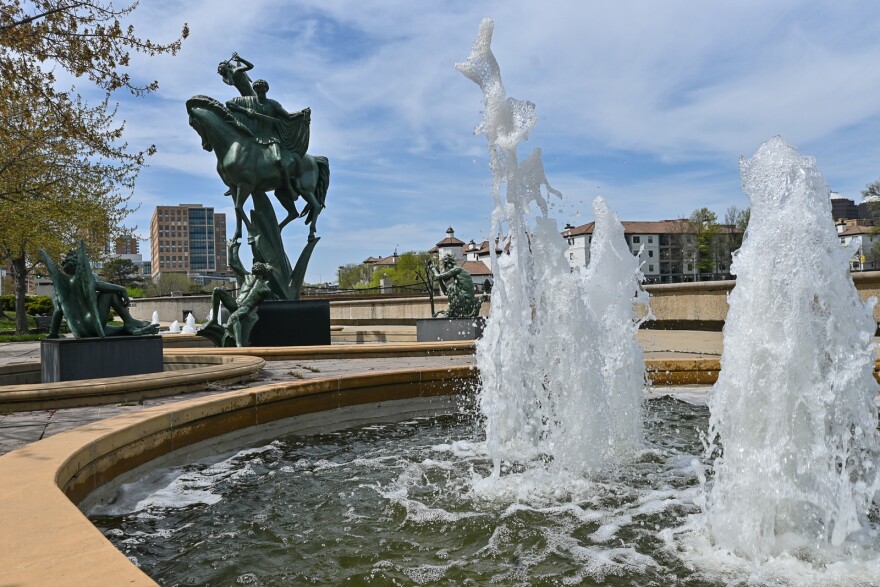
[562,219,741,283]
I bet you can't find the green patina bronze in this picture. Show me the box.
[40,241,159,338]
[198,238,273,347]
[431,256,486,318]
[186,53,329,311]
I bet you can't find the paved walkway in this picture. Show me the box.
[0,351,474,456]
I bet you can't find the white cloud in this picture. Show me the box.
[54,0,880,282]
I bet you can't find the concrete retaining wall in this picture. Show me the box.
[127,271,880,327]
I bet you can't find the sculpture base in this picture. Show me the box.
[41,335,164,383]
[416,317,486,342]
[249,300,331,346]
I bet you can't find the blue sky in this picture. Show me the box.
[65,1,880,283]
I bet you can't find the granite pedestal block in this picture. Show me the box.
[249,300,331,346]
[41,335,163,383]
[416,317,486,342]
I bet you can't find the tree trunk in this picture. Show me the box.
[11,256,28,334]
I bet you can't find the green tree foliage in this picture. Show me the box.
[0,1,188,101]
[144,272,199,297]
[0,93,133,332]
[689,207,718,275]
[715,206,752,269]
[367,252,433,288]
[862,179,880,201]
[100,257,143,289]
[337,263,373,290]
[0,1,186,332]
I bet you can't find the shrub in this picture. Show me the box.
[25,296,53,316]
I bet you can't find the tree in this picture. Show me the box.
[717,206,750,272]
[0,1,188,100]
[0,1,187,332]
[688,208,718,278]
[413,255,439,316]
[337,263,373,290]
[367,251,432,289]
[862,179,880,201]
[144,273,198,297]
[100,257,143,289]
[724,205,750,236]
[0,87,136,332]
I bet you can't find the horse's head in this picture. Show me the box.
[188,110,213,152]
[186,95,257,156]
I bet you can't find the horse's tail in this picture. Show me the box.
[300,156,330,222]
[314,156,330,208]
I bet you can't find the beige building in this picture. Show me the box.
[563,219,742,283]
[149,204,229,280]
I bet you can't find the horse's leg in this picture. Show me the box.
[276,187,300,231]
[231,188,243,240]
[296,162,321,216]
[233,184,253,238]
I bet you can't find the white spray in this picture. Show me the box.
[457,18,648,478]
[703,137,880,559]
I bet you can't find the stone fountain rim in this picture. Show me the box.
[0,348,820,586]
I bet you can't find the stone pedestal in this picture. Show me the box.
[249,300,331,346]
[416,317,486,342]
[41,335,163,383]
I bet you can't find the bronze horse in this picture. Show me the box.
[186,95,329,241]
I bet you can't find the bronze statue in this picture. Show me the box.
[431,256,486,318]
[187,53,329,311]
[198,238,273,347]
[188,53,328,244]
[40,242,159,338]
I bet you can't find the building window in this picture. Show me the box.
[648,250,654,257]
[632,236,641,243]
[648,264,654,272]
[648,236,653,243]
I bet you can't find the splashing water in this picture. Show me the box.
[702,137,880,560]
[457,18,648,479]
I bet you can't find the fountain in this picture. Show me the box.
[181,312,197,334]
[459,18,648,479]
[697,137,880,561]
[80,21,880,587]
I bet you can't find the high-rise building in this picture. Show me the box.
[114,234,140,255]
[150,204,229,280]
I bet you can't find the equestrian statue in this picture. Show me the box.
[187,53,329,303]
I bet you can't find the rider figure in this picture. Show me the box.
[226,78,306,203]
[217,52,256,97]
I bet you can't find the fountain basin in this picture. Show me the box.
[0,354,874,585]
